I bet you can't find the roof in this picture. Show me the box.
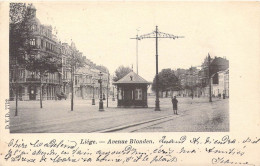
[113,71,151,84]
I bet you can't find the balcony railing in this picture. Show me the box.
[26,77,41,82]
[10,77,61,84]
[43,79,60,84]
[9,78,26,83]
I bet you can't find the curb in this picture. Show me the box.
[94,114,176,133]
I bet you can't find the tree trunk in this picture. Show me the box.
[15,78,18,116]
[71,67,74,111]
[15,61,18,116]
[40,74,43,108]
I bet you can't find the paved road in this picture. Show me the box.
[9,96,229,133]
[135,98,229,132]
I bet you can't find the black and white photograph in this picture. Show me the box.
[1,1,260,166]
[8,2,232,133]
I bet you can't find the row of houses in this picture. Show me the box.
[172,56,229,98]
[9,5,110,101]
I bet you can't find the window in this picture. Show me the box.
[63,71,66,79]
[31,24,36,31]
[31,71,35,78]
[75,76,78,85]
[63,57,66,65]
[118,88,122,100]
[135,88,142,100]
[212,74,219,84]
[29,38,36,46]
[10,70,14,80]
[41,39,44,48]
[18,69,25,78]
[29,54,36,59]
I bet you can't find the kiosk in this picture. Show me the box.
[113,72,150,108]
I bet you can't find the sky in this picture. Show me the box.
[33,2,258,82]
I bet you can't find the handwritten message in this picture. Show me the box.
[2,135,260,165]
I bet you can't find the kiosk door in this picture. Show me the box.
[29,86,36,100]
[124,89,133,106]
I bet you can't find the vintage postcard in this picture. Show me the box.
[0,1,260,165]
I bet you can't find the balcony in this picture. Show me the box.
[62,78,71,83]
[26,78,41,82]
[80,82,92,86]
[10,77,61,84]
[43,79,61,84]
[10,78,26,83]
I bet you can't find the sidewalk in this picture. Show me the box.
[9,97,228,133]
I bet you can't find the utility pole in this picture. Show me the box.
[92,78,95,105]
[15,57,18,116]
[131,26,184,111]
[71,66,74,111]
[107,72,109,108]
[208,53,212,102]
[155,26,160,110]
[130,28,140,75]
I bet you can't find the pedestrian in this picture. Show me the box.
[172,96,178,115]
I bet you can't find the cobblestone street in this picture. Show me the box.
[9,96,229,133]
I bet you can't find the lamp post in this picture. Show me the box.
[208,53,212,102]
[98,72,104,111]
[44,73,48,101]
[131,26,184,111]
[92,79,95,105]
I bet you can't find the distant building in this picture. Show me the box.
[212,68,229,98]
[199,56,229,97]
[174,67,200,97]
[172,56,229,98]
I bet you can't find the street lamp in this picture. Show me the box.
[98,72,104,111]
[92,78,95,105]
[131,26,184,111]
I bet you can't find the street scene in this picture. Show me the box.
[10,97,228,133]
[9,2,230,133]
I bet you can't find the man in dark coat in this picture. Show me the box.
[172,96,178,115]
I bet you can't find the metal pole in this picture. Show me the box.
[208,54,212,102]
[92,81,95,105]
[99,72,104,111]
[155,26,160,111]
[71,67,74,111]
[15,58,18,116]
[107,73,109,108]
[136,34,138,75]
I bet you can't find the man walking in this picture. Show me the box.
[172,96,178,115]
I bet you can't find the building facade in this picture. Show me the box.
[212,68,229,98]
[173,56,229,98]
[9,5,62,101]
[9,5,110,101]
